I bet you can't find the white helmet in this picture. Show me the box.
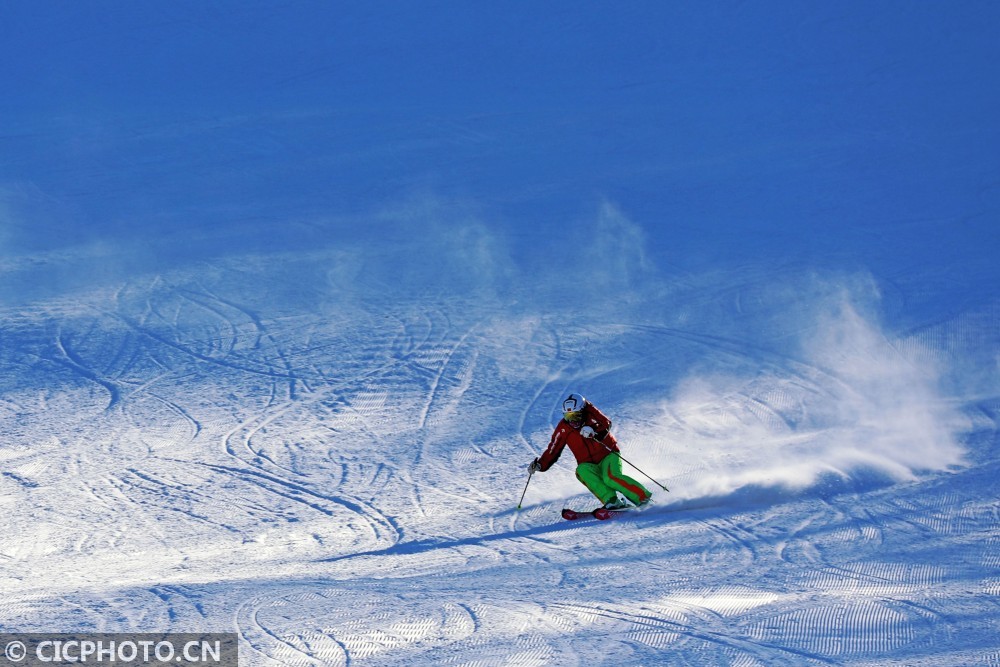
[562,393,587,424]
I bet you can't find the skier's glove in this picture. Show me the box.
[528,458,542,473]
[580,426,597,439]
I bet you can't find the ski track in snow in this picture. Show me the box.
[3,4,1000,653]
[0,264,997,667]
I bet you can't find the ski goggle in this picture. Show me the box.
[563,410,584,423]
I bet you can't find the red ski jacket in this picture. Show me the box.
[537,402,620,471]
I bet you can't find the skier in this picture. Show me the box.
[529,393,652,510]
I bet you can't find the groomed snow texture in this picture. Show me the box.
[1,3,998,665]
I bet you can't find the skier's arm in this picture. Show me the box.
[537,427,567,471]
[586,404,613,441]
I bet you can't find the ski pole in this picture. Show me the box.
[599,441,670,493]
[516,468,534,509]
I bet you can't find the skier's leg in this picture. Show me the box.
[600,453,652,505]
[575,463,617,505]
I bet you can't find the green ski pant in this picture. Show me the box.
[575,453,651,505]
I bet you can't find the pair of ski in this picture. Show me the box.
[562,506,638,521]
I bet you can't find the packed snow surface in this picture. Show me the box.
[1,3,998,665]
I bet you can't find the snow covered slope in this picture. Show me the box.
[1,3,998,665]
